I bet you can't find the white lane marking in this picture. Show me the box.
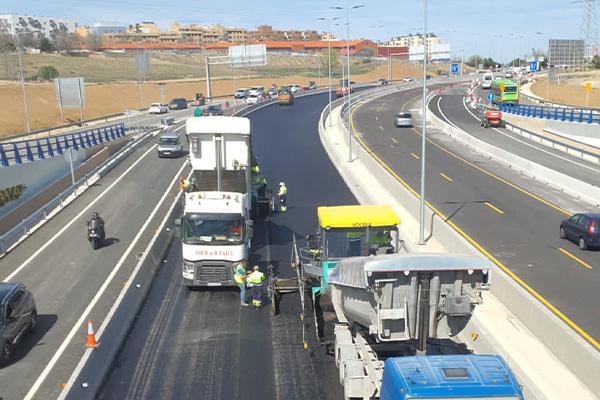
[436,96,459,130]
[375,115,379,121]
[460,97,600,174]
[26,160,187,400]
[379,125,385,132]
[3,143,157,282]
[56,163,188,400]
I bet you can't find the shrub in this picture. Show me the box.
[38,65,59,80]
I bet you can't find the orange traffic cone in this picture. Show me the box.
[86,319,97,348]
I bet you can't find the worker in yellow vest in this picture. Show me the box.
[278,182,287,212]
[246,265,266,309]
[234,259,249,307]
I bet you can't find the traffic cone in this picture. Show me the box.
[86,319,97,348]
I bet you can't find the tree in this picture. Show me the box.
[84,32,102,51]
[39,36,55,53]
[0,33,15,52]
[38,65,59,80]
[320,47,341,75]
[592,55,600,69]
[466,54,483,67]
[54,30,74,52]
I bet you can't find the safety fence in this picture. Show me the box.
[499,102,600,125]
[0,123,126,167]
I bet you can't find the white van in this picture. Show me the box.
[481,72,494,89]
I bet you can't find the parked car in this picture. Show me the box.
[246,93,260,104]
[560,213,600,250]
[205,104,224,116]
[394,112,413,128]
[377,78,389,86]
[0,282,37,365]
[168,98,188,110]
[157,131,184,158]
[268,87,279,98]
[235,88,249,99]
[289,84,302,94]
[148,103,168,114]
[441,73,449,78]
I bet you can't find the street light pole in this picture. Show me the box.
[318,17,339,127]
[419,0,428,244]
[372,24,383,85]
[14,33,31,133]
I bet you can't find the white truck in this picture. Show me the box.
[177,116,254,287]
[481,72,494,89]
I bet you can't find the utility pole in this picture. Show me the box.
[372,24,383,85]
[318,17,339,127]
[15,33,31,133]
[419,0,428,244]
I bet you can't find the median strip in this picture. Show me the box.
[484,201,504,215]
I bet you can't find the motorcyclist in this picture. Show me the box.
[87,212,105,240]
[278,182,287,212]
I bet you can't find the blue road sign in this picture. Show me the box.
[529,61,538,72]
[487,93,494,102]
[451,63,459,75]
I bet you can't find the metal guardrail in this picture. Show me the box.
[0,127,159,256]
[0,123,126,167]
[500,102,600,124]
[519,91,600,111]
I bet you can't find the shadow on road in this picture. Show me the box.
[5,314,58,366]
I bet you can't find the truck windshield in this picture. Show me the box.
[323,227,397,258]
[182,213,244,245]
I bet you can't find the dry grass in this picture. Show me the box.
[530,77,600,108]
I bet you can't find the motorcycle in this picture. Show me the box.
[87,220,105,249]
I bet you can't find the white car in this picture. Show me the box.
[246,93,260,104]
[248,86,265,97]
[148,103,168,114]
[402,76,414,83]
[394,112,412,128]
[289,84,302,94]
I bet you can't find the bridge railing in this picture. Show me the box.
[0,123,127,167]
[499,102,600,125]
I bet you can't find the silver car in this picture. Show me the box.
[157,131,183,158]
[394,112,412,128]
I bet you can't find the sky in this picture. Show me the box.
[1,0,594,62]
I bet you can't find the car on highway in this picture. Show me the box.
[504,72,513,79]
[205,104,224,116]
[289,84,302,94]
[482,72,494,89]
[148,103,168,114]
[267,86,279,98]
[377,79,389,86]
[168,98,188,110]
[234,88,249,99]
[403,76,414,83]
[246,93,261,104]
[560,213,600,250]
[0,282,37,365]
[248,86,265,97]
[394,112,413,128]
[157,131,184,158]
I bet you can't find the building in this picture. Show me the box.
[206,39,376,56]
[385,33,441,59]
[548,39,586,66]
[90,21,126,35]
[247,25,322,42]
[0,13,76,38]
[378,46,408,59]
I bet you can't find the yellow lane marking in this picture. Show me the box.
[349,101,600,352]
[410,152,420,160]
[440,172,453,182]
[401,94,421,112]
[559,248,594,270]
[484,201,505,215]
[408,126,570,217]
[391,137,398,144]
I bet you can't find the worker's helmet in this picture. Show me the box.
[92,212,99,219]
[279,182,285,186]
[253,265,260,271]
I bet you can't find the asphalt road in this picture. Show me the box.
[439,88,600,188]
[101,92,358,399]
[0,117,192,399]
[352,87,600,347]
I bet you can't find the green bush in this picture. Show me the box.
[38,65,59,80]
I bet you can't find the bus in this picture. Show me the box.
[490,79,519,104]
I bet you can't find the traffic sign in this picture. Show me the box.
[487,93,494,102]
[585,82,592,92]
[529,61,538,72]
[451,63,459,75]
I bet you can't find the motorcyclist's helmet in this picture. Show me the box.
[92,212,99,219]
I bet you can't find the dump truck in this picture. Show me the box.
[176,116,271,288]
[335,79,354,98]
[269,204,522,399]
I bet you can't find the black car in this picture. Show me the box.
[560,213,600,250]
[168,98,188,110]
[0,283,37,365]
[377,78,389,86]
[206,105,223,116]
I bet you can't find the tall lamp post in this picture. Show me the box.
[317,17,339,127]
[371,24,383,85]
[419,0,428,244]
[332,4,365,162]
[14,32,31,133]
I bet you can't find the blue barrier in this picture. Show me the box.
[0,122,126,167]
[499,102,600,125]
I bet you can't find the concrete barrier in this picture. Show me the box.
[318,92,599,398]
